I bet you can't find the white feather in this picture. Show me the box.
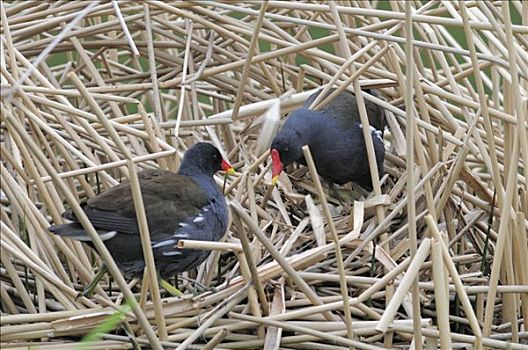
[162,250,182,257]
[152,239,176,249]
[100,231,118,241]
[193,215,205,223]
[68,230,117,242]
[374,130,383,142]
[172,232,190,239]
[359,123,383,142]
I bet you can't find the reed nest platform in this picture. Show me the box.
[1,1,527,349]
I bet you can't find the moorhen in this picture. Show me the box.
[49,142,234,294]
[271,89,385,190]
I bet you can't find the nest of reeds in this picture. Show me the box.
[1,1,527,349]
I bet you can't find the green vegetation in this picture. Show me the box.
[77,303,131,349]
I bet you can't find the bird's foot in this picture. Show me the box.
[190,283,218,296]
[76,264,108,300]
[328,185,363,208]
[160,278,184,297]
[159,276,218,297]
[77,285,95,300]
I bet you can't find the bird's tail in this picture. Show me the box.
[49,223,92,241]
[49,223,117,242]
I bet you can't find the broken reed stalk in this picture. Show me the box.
[173,284,249,350]
[230,200,337,322]
[1,1,527,349]
[230,312,383,350]
[425,215,483,347]
[376,238,431,333]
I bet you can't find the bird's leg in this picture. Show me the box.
[327,183,347,208]
[328,183,361,209]
[328,182,367,207]
[158,271,221,297]
[222,173,228,195]
[78,263,108,299]
[108,274,113,297]
[217,259,222,285]
[159,276,183,297]
[178,276,217,295]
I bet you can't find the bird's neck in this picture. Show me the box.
[179,169,220,199]
[178,166,211,182]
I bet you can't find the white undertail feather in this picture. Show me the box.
[70,230,117,242]
[359,123,383,142]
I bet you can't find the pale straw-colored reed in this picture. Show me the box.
[1,1,527,349]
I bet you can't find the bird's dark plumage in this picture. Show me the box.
[271,89,385,189]
[49,142,232,278]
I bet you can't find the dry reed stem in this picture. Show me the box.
[173,284,249,349]
[111,0,138,57]
[232,212,269,316]
[425,215,483,345]
[231,1,268,122]
[431,238,452,349]
[376,238,431,333]
[1,1,526,348]
[302,145,354,339]
[402,4,424,348]
[230,200,337,322]
[126,159,167,340]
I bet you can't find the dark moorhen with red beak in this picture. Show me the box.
[271,89,385,190]
[49,142,234,292]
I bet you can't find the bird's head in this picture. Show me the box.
[180,142,234,176]
[270,131,303,186]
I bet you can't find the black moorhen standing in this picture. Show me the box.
[49,142,234,294]
[271,89,385,190]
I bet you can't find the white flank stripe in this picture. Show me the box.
[193,215,205,223]
[100,231,117,241]
[152,239,176,248]
[163,250,182,257]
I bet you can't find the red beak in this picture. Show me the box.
[221,159,235,175]
[270,149,282,186]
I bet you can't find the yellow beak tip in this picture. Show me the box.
[271,176,279,186]
[226,168,236,175]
